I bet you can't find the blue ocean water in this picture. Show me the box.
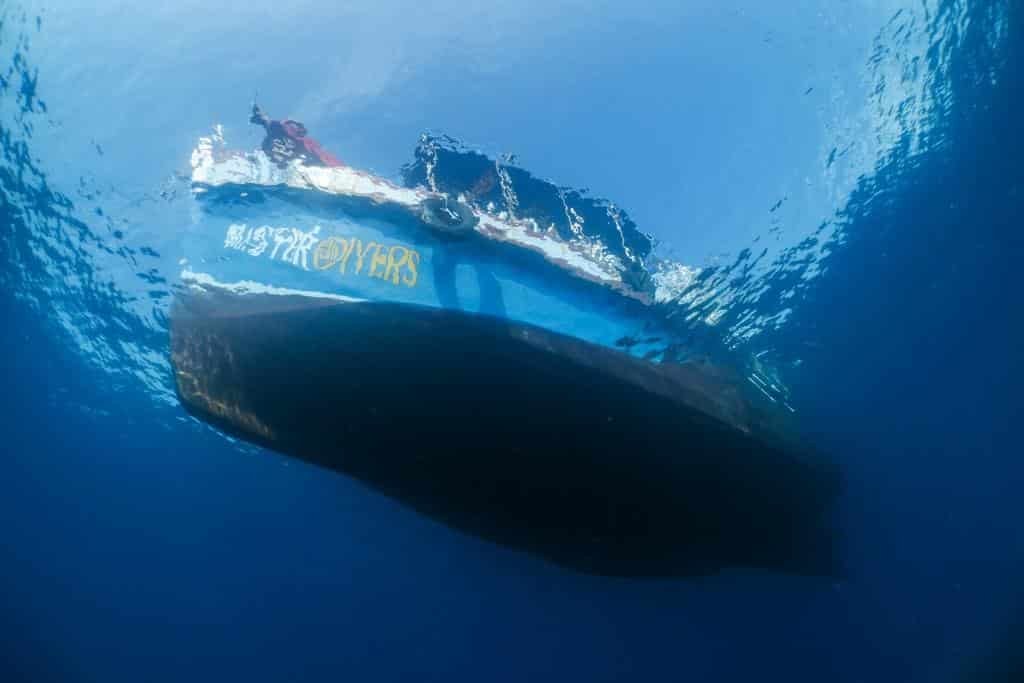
[1,1,1021,681]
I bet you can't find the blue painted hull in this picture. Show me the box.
[182,184,670,360]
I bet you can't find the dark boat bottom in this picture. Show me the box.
[171,289,842,578]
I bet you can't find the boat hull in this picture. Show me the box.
[171,287,841,577]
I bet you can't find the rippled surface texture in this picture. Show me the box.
[1,2,1021,681]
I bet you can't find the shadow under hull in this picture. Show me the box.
[171,289,841,578]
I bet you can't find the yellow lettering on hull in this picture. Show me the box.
[227,225,423,290]
[403,250,420,288]
[311,235,420,288]
[384,246,409,285]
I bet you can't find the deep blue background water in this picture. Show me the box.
[2,1,1022,681]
